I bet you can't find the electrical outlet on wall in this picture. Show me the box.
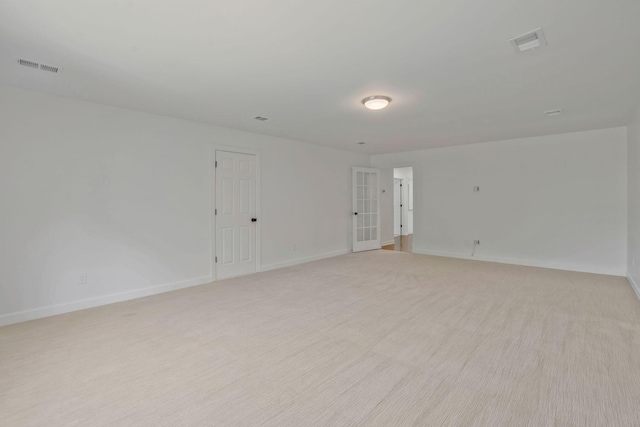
[291,243,297,251]
[474,240,480,245]
[79,272,87,285]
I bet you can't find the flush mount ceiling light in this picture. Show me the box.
[509,28,547,52]
[362,95,392,110]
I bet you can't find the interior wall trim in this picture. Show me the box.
[261,249,350,272]
[0,275,213,327]
[627,274,640,301]
[413,249,625,277]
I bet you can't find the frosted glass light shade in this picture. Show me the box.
[362,95,391,110]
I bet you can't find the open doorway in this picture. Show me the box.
[383,167,413,253]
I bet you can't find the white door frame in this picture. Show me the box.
[352,166,381,252]
[378,162,416,244]
[393,178,402,237]
[211,144,261,280]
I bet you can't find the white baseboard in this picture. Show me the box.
[261,249,350,272]
[1,248,353,327]
[382,240,396,246]
[413,249,624,277]
[627,275,640,301]
[0,275,213,327]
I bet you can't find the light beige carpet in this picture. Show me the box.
[1,250,640,426]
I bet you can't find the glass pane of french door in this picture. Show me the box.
[353,167,381,252]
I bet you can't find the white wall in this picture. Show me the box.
[0,84,631,326]
[0,85,369,325]
[372,128,628,276]
[627,106,640,298]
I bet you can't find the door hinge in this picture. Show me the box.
[215,161,218,168]
[215,256,218,263]
[215,209,217,215]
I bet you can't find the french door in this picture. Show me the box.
[215,150,257,279]
[352,167,381,252]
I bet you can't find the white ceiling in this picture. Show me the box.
[1,0,639,154]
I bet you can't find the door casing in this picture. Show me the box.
[352,166,381,252]
[212,145,261,280]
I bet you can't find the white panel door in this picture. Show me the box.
[216,151,256,279]
[394,178,402,236]
[353,167,381,252]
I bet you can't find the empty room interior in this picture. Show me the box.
[2,1,640,425]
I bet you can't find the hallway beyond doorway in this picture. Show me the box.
[382,234,413,253]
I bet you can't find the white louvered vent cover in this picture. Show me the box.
[18,59,39,68]
[39,64,59,73]
[509,28,547,52]
[18,58,61,74]
[545,109,563,117]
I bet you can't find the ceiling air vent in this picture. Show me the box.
[509,28,547,52]
[18,58,39,68]
[545,109,563,117]
[253,116,270,122]
[40,64,60,73]
[18,58,61,74]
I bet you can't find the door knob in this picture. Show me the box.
[251,218,257,222]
